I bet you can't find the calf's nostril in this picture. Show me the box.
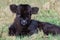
[20,20,27,25]
[22,20,26,22]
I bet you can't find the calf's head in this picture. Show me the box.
[10,4,39,26]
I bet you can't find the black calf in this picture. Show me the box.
[9,4,60,36]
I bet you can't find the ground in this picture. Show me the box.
[0,0,60,40]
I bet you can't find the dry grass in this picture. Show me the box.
[0,0,60,40]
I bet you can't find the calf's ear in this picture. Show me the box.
[10,4,17,13]
[31,7,39,14]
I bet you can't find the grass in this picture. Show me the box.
[0,0,60,40]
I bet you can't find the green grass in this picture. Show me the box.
[0,0,60,40]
